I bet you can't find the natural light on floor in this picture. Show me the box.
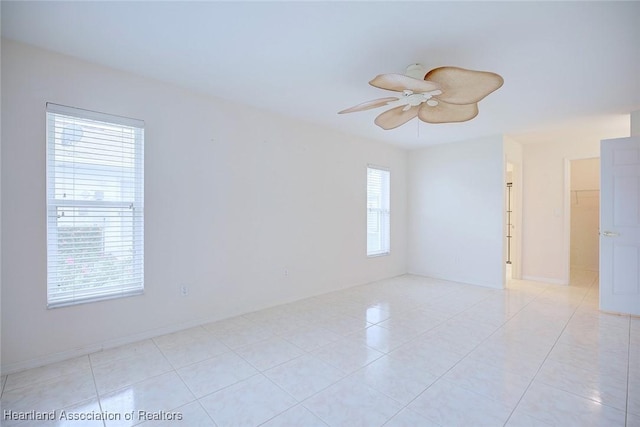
[1,270,637,426]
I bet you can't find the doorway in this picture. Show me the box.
[569,158,600,276]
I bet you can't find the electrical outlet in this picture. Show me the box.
[180,285,188,296]
[284,269,289,277]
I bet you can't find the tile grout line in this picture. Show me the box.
[259,373,305,423]
[524,278,632,413]
[625,315,631,427]
[375,279,553,426]
[257,284,495,426]
[154,336,223,427]
[201,322,334,409]
[501,272,600,426]
[161,343,234,372]
[87,355,107,427]
[407,279,564,424]
[161,317,375,425]
[259,372,335,427]
[0,279,540,427]
[93,340,203,426]
[149,336,194,399]
[0,374,6,399]
[5,273,628,427]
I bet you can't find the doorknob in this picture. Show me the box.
[601,231,620,237]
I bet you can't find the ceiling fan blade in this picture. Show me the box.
[374,105,419,130]
[370,73,440,93]
[418,100,478,124]
[338,97,399,114]
[425,67,503,105]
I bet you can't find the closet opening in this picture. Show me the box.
[569,158,600,277]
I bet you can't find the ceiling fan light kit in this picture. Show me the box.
[339,64,504,130]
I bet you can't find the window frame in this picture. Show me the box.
[46,103,145,308]
[366,165,391,257]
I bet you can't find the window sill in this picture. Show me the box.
[367,252,390,258]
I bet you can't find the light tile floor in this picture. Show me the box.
[2,270,639,426]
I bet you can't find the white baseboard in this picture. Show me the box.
[2,274,406,376]
[0,315,222,375]
[522,275,568,285]
[406,271,504,290]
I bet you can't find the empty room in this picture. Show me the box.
[1,1,639,426]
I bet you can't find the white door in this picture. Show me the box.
[600,136,640,315]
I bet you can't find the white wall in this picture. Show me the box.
[0,40,408,372]
[570,158,600,271]
[520,138,608,284]
[407,136,505,289]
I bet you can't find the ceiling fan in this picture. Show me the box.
[339,64,504,130]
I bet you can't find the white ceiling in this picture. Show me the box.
[2,1,639,149]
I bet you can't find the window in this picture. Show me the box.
[46,103,144,308]
[367,166,390,256]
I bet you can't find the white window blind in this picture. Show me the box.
[46,103,144,308]
[367,166,390,256]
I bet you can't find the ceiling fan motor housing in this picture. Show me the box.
[405,63,429,80]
